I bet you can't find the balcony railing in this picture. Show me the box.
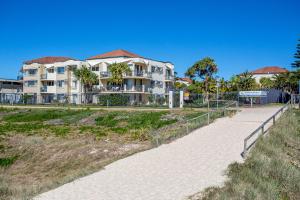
[100,71,152,79]
[165,75,174,81]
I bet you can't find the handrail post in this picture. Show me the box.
[273,115,275,125]
[261,125,264,135]
[243,139,247,157]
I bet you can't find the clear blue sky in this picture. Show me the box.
[0,0,299,80]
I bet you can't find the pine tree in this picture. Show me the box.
[292,39,300,68]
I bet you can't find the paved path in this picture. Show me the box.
[35,106,282,200]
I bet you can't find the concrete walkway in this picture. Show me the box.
[35,106,282,200]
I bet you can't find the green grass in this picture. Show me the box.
[95,111,178,137]
[0,123,46,135]
[192,109,300,200]
[3,109,93,123]
[0,156,18,167]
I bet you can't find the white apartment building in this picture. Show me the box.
[22,57,84,104]
[22,50,174,104]
[86,49,174,104]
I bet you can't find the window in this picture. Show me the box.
[28,69,37,75]
[26,80,37,87]
[57,94,65,100]
[48,68,54,73]
[72,80,77,88]
[151,66,156,73]
[57,80,64,88]
[92,66,99,71]
[156,81,163,88]
[57,67,65,74]
[46,81,54,86]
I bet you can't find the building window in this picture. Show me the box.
[48,68,54,73]
[151,66,156,73]
[72,80,77,88]
[156,81,163,88]
[57,67,65,74]
[92,66,99,71]
[28,69,37,76]
[57,94,65,100]
[26,80,37,87]
[57,80,64,88]
[46,81,54,86]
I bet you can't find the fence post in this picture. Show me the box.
[207,112,210,125]
[186,122,189,134]
[273,115,275,125]
[261,125,264,135]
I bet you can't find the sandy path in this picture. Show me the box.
[34,106,282,200]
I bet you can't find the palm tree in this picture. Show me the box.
[108,63,131,85]
[239,71,258,91]
[73,65,98,104]
[185,57,218,101]
[228,75,241,91]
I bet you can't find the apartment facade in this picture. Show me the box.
[22,50,174,104]
[22,57,84,104]
[86,49,174,104]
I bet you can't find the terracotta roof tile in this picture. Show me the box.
[24,56,77,65]
[87,49,142,60]
[178,77,193,84]
[251,66,288,74]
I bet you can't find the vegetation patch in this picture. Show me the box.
[0,156,18,167]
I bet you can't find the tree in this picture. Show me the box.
[73,65,98,104]
[292,39,300,68]
[174,82,188,90]
[259,77,274,89]
[274,71,300,93]
[108,63,131,85]
[228,75,241,91]
[185,57,218,100]
[238,71,258,91]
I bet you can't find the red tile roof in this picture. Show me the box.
[87,49,142,60]
[24,56,76,65]
[251,66,288,74]
[178,77,193,84]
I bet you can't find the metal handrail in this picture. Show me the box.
[242,101,290,157]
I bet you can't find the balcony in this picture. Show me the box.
[41,74,47,79]
[100,71,152,79]
[165,74,174,81]
[100,85,149,93]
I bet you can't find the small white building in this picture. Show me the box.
[250,66,288,83]
[176,77,192,86]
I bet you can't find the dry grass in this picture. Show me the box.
[0,108,206,200]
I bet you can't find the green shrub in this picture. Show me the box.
[98,94,130,106]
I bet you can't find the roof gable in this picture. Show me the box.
[251,66,288,74]
[24,56,76,65]
[87,49,142,60]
